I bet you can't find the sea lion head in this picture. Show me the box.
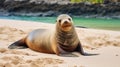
[56,14,73,32]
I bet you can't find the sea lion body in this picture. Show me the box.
[8,14,85,55]
[26,29,56,54]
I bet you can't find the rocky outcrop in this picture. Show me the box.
[0,0,5,6]
[0,0,120,19]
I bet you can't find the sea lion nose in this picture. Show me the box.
[64,21,69,24]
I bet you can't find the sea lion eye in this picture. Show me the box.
[59,19,61,23]
[68,18,71,21]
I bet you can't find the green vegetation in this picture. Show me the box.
[71,0,104,4]
[71,0,81,3]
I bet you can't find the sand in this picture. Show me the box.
[0,19,120,67]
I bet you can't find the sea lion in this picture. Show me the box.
[8,14,85,56]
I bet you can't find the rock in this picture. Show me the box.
[0,0,120,19]
[0,0,5,4]
[0,0,5,7]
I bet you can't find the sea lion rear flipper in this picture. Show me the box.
[8,38,28,49]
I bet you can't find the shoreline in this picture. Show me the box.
[0,11,120,19]
[0,17,120,31]
[0,19,120,67]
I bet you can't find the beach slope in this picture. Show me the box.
[0,19,120,67]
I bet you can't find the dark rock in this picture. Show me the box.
[0,0,5,4]
[75,26,87,28]
[0,1,120,19]
[0,0,5,7]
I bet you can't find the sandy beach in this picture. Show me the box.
[0,19,120,67]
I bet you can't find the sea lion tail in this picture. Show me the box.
[8,37,28,49]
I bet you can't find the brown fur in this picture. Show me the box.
[8,14,85,56]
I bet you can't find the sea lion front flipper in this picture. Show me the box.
[8,38,28,49]
[75,42,85,55]
[75,42,99,56]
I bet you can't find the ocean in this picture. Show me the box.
[0,15,120,31]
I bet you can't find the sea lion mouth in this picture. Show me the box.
[62,24,72,28]
[60,23,72,32]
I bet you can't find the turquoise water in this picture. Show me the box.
[73,17,120,31]
[0,16,120,31]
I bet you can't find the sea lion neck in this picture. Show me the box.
[56,25,74,39]
[55,25,76,48]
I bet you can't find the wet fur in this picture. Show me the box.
[8,14,94,56]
